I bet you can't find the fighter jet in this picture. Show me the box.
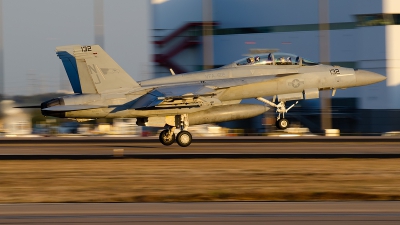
[21,45,386,147]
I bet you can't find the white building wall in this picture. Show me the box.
[383,0,400,13]
[386,26,400,87]
[384,0,400,108]
[385,26,400,108]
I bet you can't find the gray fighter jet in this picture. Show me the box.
[23,45,386,146]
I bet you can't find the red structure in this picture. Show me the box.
[153,22,218,74]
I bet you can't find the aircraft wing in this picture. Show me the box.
[130,85,217,109]
[130,75,284,109]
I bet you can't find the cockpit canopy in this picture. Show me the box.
[232,52,319,67]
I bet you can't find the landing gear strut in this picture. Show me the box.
[256,97,298,130]
[159,114,193,147]
[176,114,192,147]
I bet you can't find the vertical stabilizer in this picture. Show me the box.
[73,45,140,93]
[56,45,141,94]
[56,45,83,93]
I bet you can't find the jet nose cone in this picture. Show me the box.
[355,70,386,86]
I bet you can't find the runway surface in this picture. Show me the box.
[0,137,399,159]
[1,202,399,224]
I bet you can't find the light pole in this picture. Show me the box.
[0,0,4,116]
[319,0,332,131]
[94,0,105,48]
[202,0,213,70]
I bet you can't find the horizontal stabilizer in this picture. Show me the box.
[131,90,164,109]
[42,105,106,112]
[14,105,41,108]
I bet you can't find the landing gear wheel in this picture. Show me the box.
[277,118,289,129]
[176,131,192,147]
[159,130,175,146]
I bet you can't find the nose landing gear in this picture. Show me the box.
[256,97,298,130]
[276,118,289,129]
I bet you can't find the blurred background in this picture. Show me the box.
[0,0,399,137]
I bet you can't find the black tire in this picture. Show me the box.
[159,130,175,146]
[277,118,289,129]
[176,131,192,147]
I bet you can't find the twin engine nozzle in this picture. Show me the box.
[41,98,65,117]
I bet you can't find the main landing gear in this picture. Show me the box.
[256,97,298,130]
[176,130,192,147]
[159,127,176,146]
[159,114,193,147]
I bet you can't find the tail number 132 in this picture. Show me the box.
[81,46,92,52]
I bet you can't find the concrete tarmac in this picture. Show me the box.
[1,202,400,224]
[0,137,400,159]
